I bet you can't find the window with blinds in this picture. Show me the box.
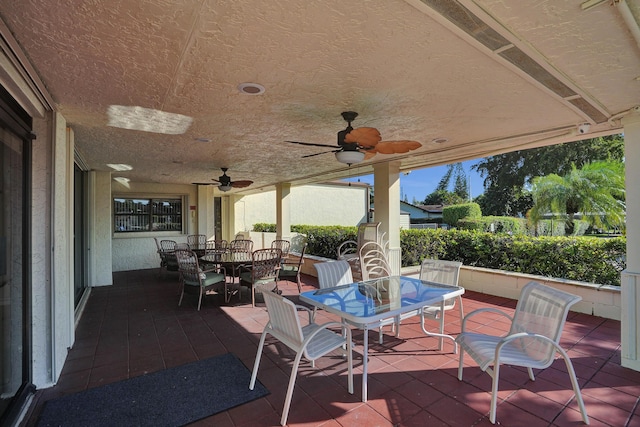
[114,197,183,232]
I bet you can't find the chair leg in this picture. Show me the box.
[197,287,203,311]
[489,364,500,424]
[281,352,304,426]
[249,331,268,390]
[457,345,465,380]
[178,287,185,307]
[559,348,590,424]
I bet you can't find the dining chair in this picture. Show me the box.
[229,238,253,253]
[158,239,179,273]
[277,242,306,292]
[175,248,227,310]
[204,239,228,256]
[456,281,589,425]
[249,284,353,426]
[187,233,206,247]
[314,260,354,289]
[337,222,385,280]
[238,248,282,307]
[271,239,291,258]
[187,234,207,255]
[358,241,401,343]
[419,259,463,351]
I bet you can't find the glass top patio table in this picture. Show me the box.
[300,275,464,402]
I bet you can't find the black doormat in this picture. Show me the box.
[37,353,269,427]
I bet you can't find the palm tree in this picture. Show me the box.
[528,160,625,234]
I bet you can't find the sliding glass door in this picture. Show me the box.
[0,86,33,424]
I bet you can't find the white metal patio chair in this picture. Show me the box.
[249,285,353,426]
[314,260,354,289]
[419,259,463,351]
[337,222,385,280]
[358,241,407,344]
[456,281,589,425]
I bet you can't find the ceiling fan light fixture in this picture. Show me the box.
[219,184,232,192]
[335,150,365,165]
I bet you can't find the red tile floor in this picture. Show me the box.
[22,268,640,426]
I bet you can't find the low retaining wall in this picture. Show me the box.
[300,255,621,321]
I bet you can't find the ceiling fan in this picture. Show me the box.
[285,111,422,165]
[193,168,253,192]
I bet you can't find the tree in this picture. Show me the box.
[473,135,624,216]
[528,160,625,233]
[424,162,468,205]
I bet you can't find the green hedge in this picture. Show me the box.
[442,203,481,227]
[252,224,626,286]
[252,224,357,259]
[400,228,625,286]
[457,216,527,234]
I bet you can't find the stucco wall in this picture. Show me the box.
[238,183,368,230]
[111,182,197,272]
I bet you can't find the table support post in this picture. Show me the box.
[362,325,368,402]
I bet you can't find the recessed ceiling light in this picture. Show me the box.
[237,83,265,95]
[432,137,448,144]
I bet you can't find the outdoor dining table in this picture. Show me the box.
[299,275,464,402]
[200,251,252,277]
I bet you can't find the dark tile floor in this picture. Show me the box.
[22,268,640,426]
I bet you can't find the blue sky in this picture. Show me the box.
[345,159,485,205]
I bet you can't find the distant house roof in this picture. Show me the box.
[399,201,444,220]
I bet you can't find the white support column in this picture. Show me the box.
[276,183,291,240]
[196,185,215,239]
[373,161,401,275]
[622,110,640,371]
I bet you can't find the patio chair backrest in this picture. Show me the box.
[175,249,202,284]
[271,239,290,257]
[187,234,207,248]
[359,241,392,281]
[509,281,582,366]
[160,239,177,252]
[358,222,382,248]
[250,248,282,282]
[314,260,353,289]
[230,239,253,253]
[419,259,462,310]
[259,285,305,349]
[419,259,462,286]
[205,239,228,254]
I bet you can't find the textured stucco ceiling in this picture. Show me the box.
[1,0,638,193]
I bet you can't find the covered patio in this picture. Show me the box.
[23,269,635,427]
[1,1,640,424]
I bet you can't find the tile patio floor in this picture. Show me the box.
[21,268,640,426]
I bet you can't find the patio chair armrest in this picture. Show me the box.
[302,321,348,346]
[494,332,564,365]
[293,304,314,323]
[461,307,513,332]
[202,265,227,276]
[337,240,357,258]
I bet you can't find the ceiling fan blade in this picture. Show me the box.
[285,140,339,149]
[192,182,217,186]
[344,127,381,148]
[377,140,422,154]
[231,180,253,188]
[302,149,339,158]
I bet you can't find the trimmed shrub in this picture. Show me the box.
[442,203,481,227]
[457,216,527,234]
[401,228,625,286]
[253,224,626,286]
